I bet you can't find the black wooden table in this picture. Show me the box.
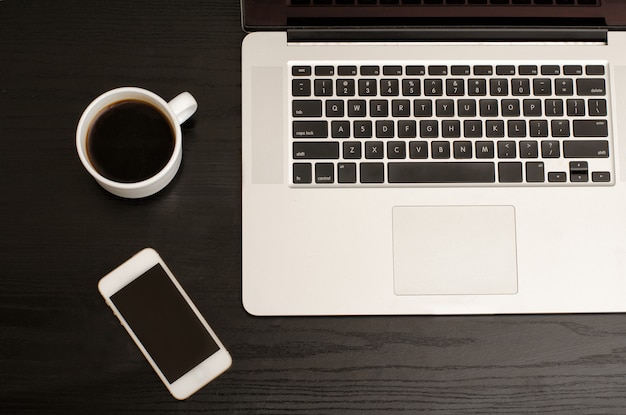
[3,1,626,413]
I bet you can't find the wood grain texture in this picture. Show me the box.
[3,1,626,413]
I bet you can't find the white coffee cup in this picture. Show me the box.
[76,87,198,198]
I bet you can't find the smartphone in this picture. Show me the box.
[98,248,232,400]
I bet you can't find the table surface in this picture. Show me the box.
[4,1,626,413]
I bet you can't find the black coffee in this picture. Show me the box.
[87,99,175,183]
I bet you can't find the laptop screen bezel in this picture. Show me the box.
[242,0,626,33]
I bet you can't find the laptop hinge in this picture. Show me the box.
[287,28,608,44]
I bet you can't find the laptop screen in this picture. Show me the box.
[242,0,626,31]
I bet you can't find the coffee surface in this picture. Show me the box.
[87,100,175,183]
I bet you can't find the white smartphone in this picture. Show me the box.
[98,248,232,400]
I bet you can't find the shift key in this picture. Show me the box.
[293,142,339,159]
[293,121,328,138]
[563,140,609,158]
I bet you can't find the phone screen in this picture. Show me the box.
[110,264,220,383]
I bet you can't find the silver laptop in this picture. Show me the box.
[241,0,626,315]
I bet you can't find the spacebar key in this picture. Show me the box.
[388,162,496,183]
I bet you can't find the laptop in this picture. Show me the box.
[241,0,626,315]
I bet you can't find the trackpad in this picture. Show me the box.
[393,206,518,295]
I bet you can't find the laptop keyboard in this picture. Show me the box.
[290,62,612,186]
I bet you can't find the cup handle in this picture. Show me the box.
[168,92,198,125]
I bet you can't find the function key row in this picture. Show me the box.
[292,64,606,77]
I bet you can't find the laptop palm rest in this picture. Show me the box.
[392,206,518,296]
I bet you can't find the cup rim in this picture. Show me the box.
[76,87,183,191]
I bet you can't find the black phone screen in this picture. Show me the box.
[111,264,220,383]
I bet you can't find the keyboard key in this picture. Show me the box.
[475,141,495,159]
[569,161,588,182]
[563,65,583,75]
[496,65,515,75]
[541,140,560,158]
[498,141,516,158]
[451,65,470,75]
[358,79,377,96]
[360,163,384,183]
[381,79,400,96]
[436,99,455,117]
[370,100,389,117]
[293,100,322,117]
[338,163,357,183]
[577,78,606,96]
[586,65,605,75]
[343,141,362,159]
[428,65,448,75]
[519,65,538,75]
[490,79,508,96]
[387,141,407,159]
[431,141,451,159]
[446,79,464,96]
[486,120,505,138]
[551,120,570,137]
[331,121,350,138]
[453,141,473,159]
[406,65,426,75]
[347,100,367,117]
[555,78,574,96]
[337,79,355,96]
[414,100,433,117]
[292,66,311,76]
[409,141,429,159]
[533,78,552,95]
[548,172,567,182]
[526,162,545,182]
[529,120,549,137]
[498,162,523,183]
[392,100,411,117]
[545,99,564,116]
[420,120,438,138]
[468,79,487,96]
[315,66,334,76]
[464,120,482,138]
[398,120,417,138]
[512,79,531,96]
[293,163,312,183]
[293,121,328,138]
[501,99,520,116]
[519,141,539,158]
[292,79,311,96]
[592,171,611,182]
[314,79,333,96]
[508,120,526,138]
[376,120,394,138]
[573,120,608,137]
[383,65,402,75]
[326,100,344,117]
[402,79,420,96]
[388,162,495,183]
[424,79,444,96]
[293,142,339,159]
[567,99,585,116]
[365,141,384,159]
[315,163,334,183]
[474,65,493,75]
[563,140,609,158]
[360,66,380,76]
[541,65,560,75]
[588,99,607,116]
[338,65,357,76]
[354,121,372,138]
